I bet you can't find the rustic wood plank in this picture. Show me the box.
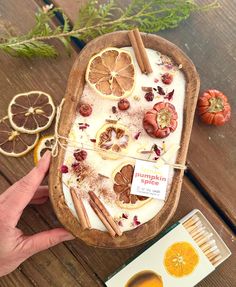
[33,176,236,287]
[0,269,33,287]
[0,0,97,285]
[0,176,97,286]
[0,176,34,287]
[52,0,236,226]
[0,0,77,181]
[0,0,235,286]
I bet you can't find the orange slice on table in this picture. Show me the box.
[33,134,55,164]
[8,91,56,134]
[164,241,199,277]
[113,162,151,209]
[0,116,39,157]
[95,123,130,160]
[86,47,135,99]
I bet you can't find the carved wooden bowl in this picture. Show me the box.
[49,31,200,248]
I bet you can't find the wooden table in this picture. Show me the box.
[0,0,235,286]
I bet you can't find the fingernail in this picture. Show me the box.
[63,232,75,241]
[43,150,51,159]
[37,150,51,167]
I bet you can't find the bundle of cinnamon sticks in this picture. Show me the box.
[128,28,153,74]
[70,188,122,237]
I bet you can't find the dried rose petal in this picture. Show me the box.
[90,138,96,143]
[122,213,129,219]
[118,220,123,226]
[154,78,159,83]
[165,64,173,70]
[61,165,68,173]
[153,144,161,157]
[71,162,81,174]
[157,86,165,95]
[133,215,141,226]
[142,86,153,92]
[164,89,175,101]
[74,150,87,161]
[112,106,117,113]
[134,131,141,140]
[144,91,154,102]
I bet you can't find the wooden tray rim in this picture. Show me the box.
[49,31,200,248]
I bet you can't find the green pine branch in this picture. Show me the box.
[0,0,220,58]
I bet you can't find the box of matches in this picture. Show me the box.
[105,209,231,287]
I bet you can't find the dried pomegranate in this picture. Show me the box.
[61,165,68,173]
[113,163,149,209]
[79,104,92,117]
[118,99,130,111]
[143,102,178,138]
[161,73,173,84]
[144,91,154,102]
[197,89,231,126]
[96,123,130,159]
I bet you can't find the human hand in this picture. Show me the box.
[0,151,74,277]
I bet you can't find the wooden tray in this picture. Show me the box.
[49,31,200,248]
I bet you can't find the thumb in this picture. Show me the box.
[21,228,74,258]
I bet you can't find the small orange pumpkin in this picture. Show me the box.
[197,89,231,126]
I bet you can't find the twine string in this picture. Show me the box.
[51,99,187,170]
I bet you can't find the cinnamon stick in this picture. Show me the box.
[128,30,145,73]
[70,188,90,230]
[133,28,153,74]
[89,191,122,236]
[89,199,116,237]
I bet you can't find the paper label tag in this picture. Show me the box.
[131,159,169,200]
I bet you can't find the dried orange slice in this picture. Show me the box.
[95,123,130,160]
[8,91,55,134]
[86,47,135,99]
[113,162,151,209]
[33,135,55,164]
[164,241,199,277]
[0,116,39,157]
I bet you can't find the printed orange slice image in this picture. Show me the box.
[86,47,135,99]
[125,270,163,287]
[164,241,199,277]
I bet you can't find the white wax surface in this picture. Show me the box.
[62,47,186,232]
